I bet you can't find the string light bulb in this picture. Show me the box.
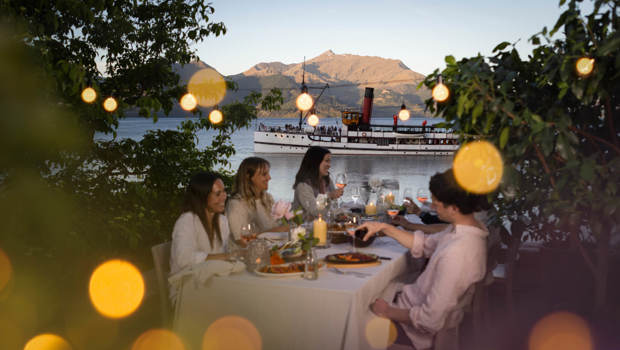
[103,97,118,112]
[575,57,594,77]
[81,87,97,103]
[398,103,410,121]
[179,93,198,111]
[296,84,313,111]
[307,112,319,127]
[209,107,223,124]
[432,75,450,103]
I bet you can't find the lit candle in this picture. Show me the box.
[313,216,327,245]
[365,202,377,216]
[385,192,395,204]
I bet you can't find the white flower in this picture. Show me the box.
[290,226,306,242]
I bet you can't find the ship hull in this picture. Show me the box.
[254,131,458,155]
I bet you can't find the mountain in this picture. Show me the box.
[224,50,431,118]
[148,51,431,119]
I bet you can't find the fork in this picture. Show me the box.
[328,267,370,278]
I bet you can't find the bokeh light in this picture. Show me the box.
[202,316,261,350]
[529,311,593,350]
[432,83,450,102]
[398,108,410,121]
[0,248,12,292]
[80,87,97,104]
[180,93,198,111]
[453,140,503,194]
[209,109,223,124]
[188,68,226,107]
[102,97,118,112]
[88,259,144,319]
[296,92,313,111]
[575,57,595,77]
[365,317,397,349]
[24,333,72,350]
[132,329,184,350]
[307,113,319,127]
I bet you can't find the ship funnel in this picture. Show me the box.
[361,87,374,128]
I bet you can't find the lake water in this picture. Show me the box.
[96,116,452,202]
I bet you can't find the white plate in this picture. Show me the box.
[254,262,324,277]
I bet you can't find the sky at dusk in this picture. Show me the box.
[196,0,592,76]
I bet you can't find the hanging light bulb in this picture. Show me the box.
[307,112,319,127]
[575,57,594,77]
[103,97,118,112]
[81,87,97,103]
[398,103,410,121]
[432,75,450,103]
[296,84,313,111]
[209,107,223,124]
[179,93,198,111]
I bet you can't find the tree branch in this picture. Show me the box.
[533,143,556,187]
[569,125,620,154]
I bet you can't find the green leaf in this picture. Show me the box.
[499,127,509,149]
[597,36,620,56]
[445,55,456,65]
[472,102,483,124]
[579,160,595,181]
[493,42,511,52]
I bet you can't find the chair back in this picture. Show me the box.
[151,241,172,326]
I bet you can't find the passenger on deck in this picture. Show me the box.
[292,146,344,221]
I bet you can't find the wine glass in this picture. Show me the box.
[402,187,413,205]
[416,188,430,208]
[344,216,358,252]
[350,185,361,205]
[386,206,400,220]
[335,173,348,190]
[239,223,258,244]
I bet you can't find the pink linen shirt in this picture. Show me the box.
[396,224,488,349]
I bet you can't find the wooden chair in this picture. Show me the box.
[151,241,172,327]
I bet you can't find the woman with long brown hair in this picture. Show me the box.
[170,171,230,276]
[226,157,288,239]
[292,146,344,220]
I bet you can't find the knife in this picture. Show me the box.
[377,256,392,260]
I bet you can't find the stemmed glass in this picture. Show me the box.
[350,185,361,206]
[344,216,358,252]
[402,187,413,205]
[386,206,400,220]
[335,173,348,190]
[239,223,258,245]
[416,188,430,207]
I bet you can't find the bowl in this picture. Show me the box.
[353,228,375,247]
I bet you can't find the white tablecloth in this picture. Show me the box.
[173,237,416,350]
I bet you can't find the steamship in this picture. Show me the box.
[253,87,459,155]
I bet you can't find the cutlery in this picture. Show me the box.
[377,256,392,260]
[328,268,370,278]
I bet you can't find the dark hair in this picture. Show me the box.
[293,146,331,190]
[233,157,272,209]
[182,171,223,246]
[429,169,491,215]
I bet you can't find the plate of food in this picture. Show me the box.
[325,252,379,264]
[255,262,324,277]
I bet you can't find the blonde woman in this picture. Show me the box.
[226,157,288,240]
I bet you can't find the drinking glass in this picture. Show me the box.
[416,188,430,205]
[402,187,413,205]
[344,216,358,252]
[350,185,361,205]
[335,173,348,190]
[240,223,258,244]
[386,207,400,220]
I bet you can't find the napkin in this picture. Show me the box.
[168,260,246,305]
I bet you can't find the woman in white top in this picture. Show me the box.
[226,157,288,240]
[358,169,491,350]
[170,171,230,276]
[292,146,344,221]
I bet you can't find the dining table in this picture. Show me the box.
[172,215,424,350]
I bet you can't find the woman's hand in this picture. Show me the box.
[328,187,344,200]
[371,298,390,318]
